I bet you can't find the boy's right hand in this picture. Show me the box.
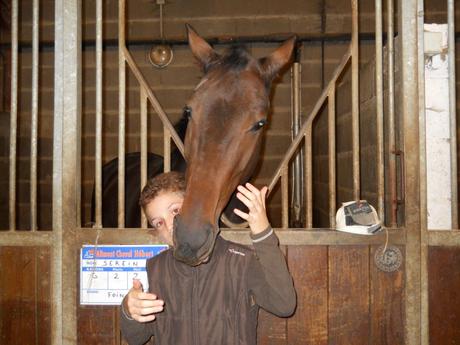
[122,279,164,322]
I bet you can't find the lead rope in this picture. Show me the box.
[382,226,389,254]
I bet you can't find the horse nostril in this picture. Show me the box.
[174,218,214,255]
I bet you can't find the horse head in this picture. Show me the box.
[174,25,296,266]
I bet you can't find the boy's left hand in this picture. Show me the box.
[234,183,269,235]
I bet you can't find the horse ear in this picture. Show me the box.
[186,24,219,71]
[259,36,297,83]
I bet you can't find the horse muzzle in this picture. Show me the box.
[173,217,217,266]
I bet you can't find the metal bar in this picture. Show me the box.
[9,0,18,231]
[95,0,103,228]
[387,0,397,227]
[0,232,53,246]
[77,229,174,244]
[8,32,390,51]
[163,126,171,172]
[140,87,148,228]
[351,0,360,200]
[52,1,64,340]
[159,3,164,39]
[305,126,313,228]
[400,0,422,343]
[417,0,428,344]
[375,0,384,221]
[118,0,126,228]
[53,0,81,343]
[328,86,336,228]
[267,47,351,193]
[30,0,40,230]
[122,46,184,155]
[448,0,458,229]
[281,165,289,228]
[75,228,406,246]
[291,62,303,226]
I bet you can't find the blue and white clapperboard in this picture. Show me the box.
[80,245,169,305]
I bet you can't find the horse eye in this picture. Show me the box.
[183,106,192,119]
[250,119,267,132]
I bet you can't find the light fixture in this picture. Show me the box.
[149,0,173,68]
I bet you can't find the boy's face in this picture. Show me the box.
[145,191,184,246]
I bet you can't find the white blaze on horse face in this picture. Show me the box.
[144,191,184,246]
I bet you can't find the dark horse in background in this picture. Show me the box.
[90,116,188,229]
[92,25,295,267]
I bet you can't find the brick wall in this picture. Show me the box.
[0,0,403,229]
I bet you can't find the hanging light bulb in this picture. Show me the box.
[149,0,173,68]
[149,44,173,68]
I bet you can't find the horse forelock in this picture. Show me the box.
[204,45,257,75]
[222,45,251,70]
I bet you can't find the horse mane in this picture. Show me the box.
[174,111,189,142]
[170,112,189,172]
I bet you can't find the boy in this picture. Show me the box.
[120,172,295,345]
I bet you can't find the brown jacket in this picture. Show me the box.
[120,227,296,345]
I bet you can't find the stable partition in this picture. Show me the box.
[1,0,460,344]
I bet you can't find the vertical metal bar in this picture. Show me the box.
[281,165,289,228]
[305,128,312,228]
[417,1,428,344]
[95,0,103,228]
[140,88,148,228]
[53,0,81,343]
[400,0,422,343]
[351,0,360,200]
[328,87,336,228]
[159,3,164,39]
[30,0,40,230]
[52,0,64,341]
[291,62,303,226]
[9,0,18,231]
[118,0,126,228]
[387,0,397,227]
[448,0,458,229]
[164,126,171,172]
[375,0,384,222]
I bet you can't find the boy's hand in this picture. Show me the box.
[234,183,269,235]
[122,279,164,323]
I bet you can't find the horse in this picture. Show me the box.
[173,25,295,266]
[90,102,249,228]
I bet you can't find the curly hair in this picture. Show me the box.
[139,171,186,211]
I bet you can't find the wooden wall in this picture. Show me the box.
[0,244,407,344]
[428,246,460,344]
[4,245,460,344]
[0,246,51,345]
